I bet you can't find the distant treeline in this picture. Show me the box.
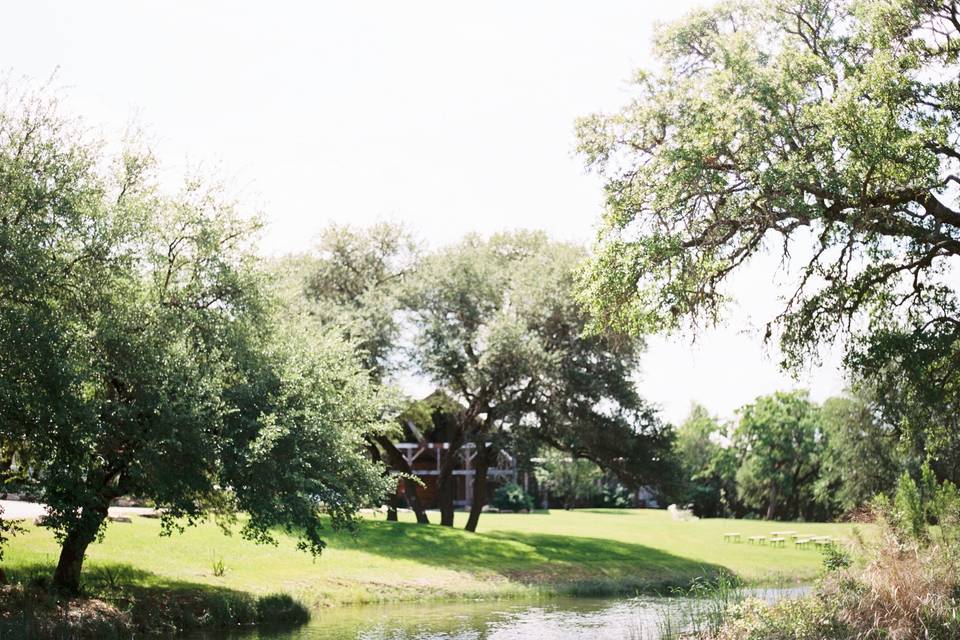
[670,388,935,522]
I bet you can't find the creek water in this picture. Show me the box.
[188,586,808,640]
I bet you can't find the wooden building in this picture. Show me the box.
[393,441,518,508]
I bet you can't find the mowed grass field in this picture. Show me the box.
[5,509,861,607]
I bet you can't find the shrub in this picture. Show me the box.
[492,482,534,512]
[712,470,960,640]
[892,471,928,543]
[598,483,632,508]
[821,543,852,572]
[713,512,960,640]
[255,593,311,626]
[717,597,851,640]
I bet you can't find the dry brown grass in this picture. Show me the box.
[710,520,960,640]
[821,529,960,640]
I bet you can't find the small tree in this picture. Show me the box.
[273,223,429,523]
[277,222,420,379]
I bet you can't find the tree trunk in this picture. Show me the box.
[438,468,456,526]
[54,532,89,593]
[437,432,465,527]
[403,476,429,524]
[766,484,779,520]
[386,490,400,521]
[374,435,429,524]
[464,445,491,533]
[53,505,108,593]
[366,440,401,521]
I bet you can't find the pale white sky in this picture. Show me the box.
[4,1,846,423]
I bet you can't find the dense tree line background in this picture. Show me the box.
[672,389,906,521]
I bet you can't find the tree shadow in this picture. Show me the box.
[3,561,310,636]
[570,509,639,516]
[339,520,729,594]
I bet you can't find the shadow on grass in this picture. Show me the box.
[336,520,729,596]
[1,562,309,639]
[571,509,639,516]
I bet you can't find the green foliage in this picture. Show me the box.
[279,226,674,529]
[675,404,729,516]
[920,461,940,522]
[253,593,311,628]
[933,479,960,547]
[220,325,394,555]
[672,388,906,522]
[402,232,673,527]
[718,597,851,640]
[670,388,914,522]
[877,464,960,547]
[893,471,928,543]
[847,321,960,487]
[676,404,722,475]
[534,450,602,509]
[726,504,960,640]
[211,553,226,578]
[578,0,960,346]
[491,482,533,512]
[271,222,420,381]
[656,574,745,639]
[577,0,960,482]
[732,391,824,520]
[0,579,310,639]
[598,483,633,508]
[815,390,902,515]
[821,543,852,572]
[0,84,390,589]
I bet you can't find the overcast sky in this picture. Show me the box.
[4,1,847,423]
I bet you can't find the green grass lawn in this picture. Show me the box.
[5,509,862,608]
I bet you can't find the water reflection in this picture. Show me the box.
[191,587,807,640]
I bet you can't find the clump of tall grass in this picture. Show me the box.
[663,574,744,638]
[818,492,960,639]
[623,574,746,639]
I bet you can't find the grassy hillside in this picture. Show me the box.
[5,509,860,608]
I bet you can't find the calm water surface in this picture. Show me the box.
[190,587,807,640]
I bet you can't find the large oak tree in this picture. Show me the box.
[405,232,674,531]
[0,88,390,592]
[577,0,960,470]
